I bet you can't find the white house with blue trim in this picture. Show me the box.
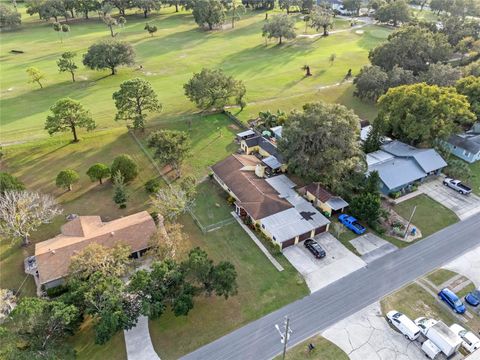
[366,141,447,195]
[443,123,480,163]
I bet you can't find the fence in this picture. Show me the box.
[223,110,248,130]
[129,130,235,234]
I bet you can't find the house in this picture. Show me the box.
[211,155,330,249]
[443,123,480,163]
[238,130,287,174]
[302,183,349,216]
[32,211,157,289]
[367,141,447,195]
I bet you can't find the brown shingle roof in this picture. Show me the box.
[211,155,291,219]
[35,211,157,285]
[304,183,333,203]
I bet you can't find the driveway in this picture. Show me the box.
[350,233,398,263]
[420,178,480,220]
[283,233,366,293]
[322,302,426,360]
[124,316,160,360]
[443,245,480,287]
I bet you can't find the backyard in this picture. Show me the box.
[1,7,391,142]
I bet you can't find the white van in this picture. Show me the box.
[386,310,421,340]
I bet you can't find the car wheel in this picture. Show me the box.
[387,318,392,324]
[404,334,410,340]
[443,182,447,186]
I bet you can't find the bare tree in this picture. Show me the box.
[147,222,188,261]
[150,185,193,222]
[0,191,62,246]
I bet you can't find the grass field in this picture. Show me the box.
[1,7,390,142]
[393,194,459,238]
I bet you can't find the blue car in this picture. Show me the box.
[465,289,480,307]
[438,288,466,314]
[338,214,366,235]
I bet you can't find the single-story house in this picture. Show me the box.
[238,131,287,173]
[367,140,447,195]
[211,155,330,249]
[33,211,157,289]
[443,123,480,163]
[302,183,349,216]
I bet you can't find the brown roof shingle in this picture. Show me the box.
[304,183,333,203]
[35,211,157,285]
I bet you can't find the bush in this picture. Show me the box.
[0,172,25,194]
[226,195,235,205]
[150,211,160,225]
[46,284,69,298]
[145,178,161,194]
[111,154,138,182]
[389,191,401,199]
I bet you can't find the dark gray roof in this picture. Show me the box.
[244,135,261,147]
[447,134,480,154]
[381,141,447,173]
[259,137,284,162]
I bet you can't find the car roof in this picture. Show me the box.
[441,288,459,300]
[398,314,420,332]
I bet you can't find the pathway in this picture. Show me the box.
[231,211,284,271]
[124,316,160,360]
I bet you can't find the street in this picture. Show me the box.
[181,213,480,360]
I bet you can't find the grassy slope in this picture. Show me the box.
[393,194,459,238]
[1,8,390,142]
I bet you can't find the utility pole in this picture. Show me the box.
[404,205,417,239]
[275,316,293,360]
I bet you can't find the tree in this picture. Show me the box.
[26,66,45,89]
[74,0,100,19]
[376,83,475,146]
[53,21,70,42]
[110,154,138,182]
[278,102,361,188]
[375,0,411,27]
[463,60,480,77]
[369,26,452,74]
[147,130,191,177]
[86,163,110,184]
[110,0,132,15]
[0,191,62,246]
[226,0,245,28]
[151,184,193,221]
[456,76,480,120]
[262,14,296,45]
[349,192,382,226]
[387,65,416,88]
[8,297,78,353]
[135,0,160,17]
[0,4,21,29]
[363,125,383,153]
[342,0,362,15]
[144,22,157,36]
[192,0,225,30]
[102,14,118,37]
[45,98,95,142]
[0,172,25,194]
[210,261,238,299]
[278,0,300,14]
[83,40,135,75]
[56,169,79,191]
[421,63,462,87]
[148,222,188,261]
[444,158,472,180]
[112,170,129,208]
[184,68,246,110]
[69,243,132,280]
[113,78,162,131]
[57,51,78,82]
[353,65,389,102]
[310,5,332,36]
[26,0,66,21]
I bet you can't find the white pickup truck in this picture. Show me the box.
[443,178,472,195]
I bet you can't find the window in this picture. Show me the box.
[261,224,265,229]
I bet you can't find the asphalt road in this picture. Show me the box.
[181,213,480,360]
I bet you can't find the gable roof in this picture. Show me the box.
[304,183,333,203]
[381,141,447,173]
[35,211,157,285]
[448,134,480,154]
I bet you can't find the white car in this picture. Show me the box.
[386,311,421,340]
[414,317,438,335]
[450,324,480,354]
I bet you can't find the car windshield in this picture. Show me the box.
[454,300,463,307]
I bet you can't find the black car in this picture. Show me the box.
[304,239,326,259]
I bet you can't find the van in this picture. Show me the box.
[386,311,421,340]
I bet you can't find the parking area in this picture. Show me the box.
[420,178,480,220]
[283,233,366,293]
[350,233,398,263]
[322,302,427,360]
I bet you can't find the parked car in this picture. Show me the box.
[386,310,421,340]
[443,178,472,195]
[438,288,466,314]
[414,317,438,335]
[304,239,326,259]
[338,214,366,235]
[465,289,480,307]
[450,324,480,353]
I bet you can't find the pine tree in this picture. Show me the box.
[112,171,128,208]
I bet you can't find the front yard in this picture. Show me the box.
[468,161,480,196]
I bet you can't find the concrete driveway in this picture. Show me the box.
[322,302,426,360]
[283,233,366,293]
[350,233,398,263]
[443,245,480,287]
[420,178,480,220]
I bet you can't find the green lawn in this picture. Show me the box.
[191,180,234,226]
[1,8,390,142]
[468,161,480,196]
[149,213,309,360]
[278,335,348,360]
[426,269,457,287]
[393,194,459,238]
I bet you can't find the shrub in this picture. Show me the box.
[389,191,401,199]
[226,195,235,205]
[150,211,160,225]
[46,284,69,298]
[145,178,161,194]
[111,154,138,182]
